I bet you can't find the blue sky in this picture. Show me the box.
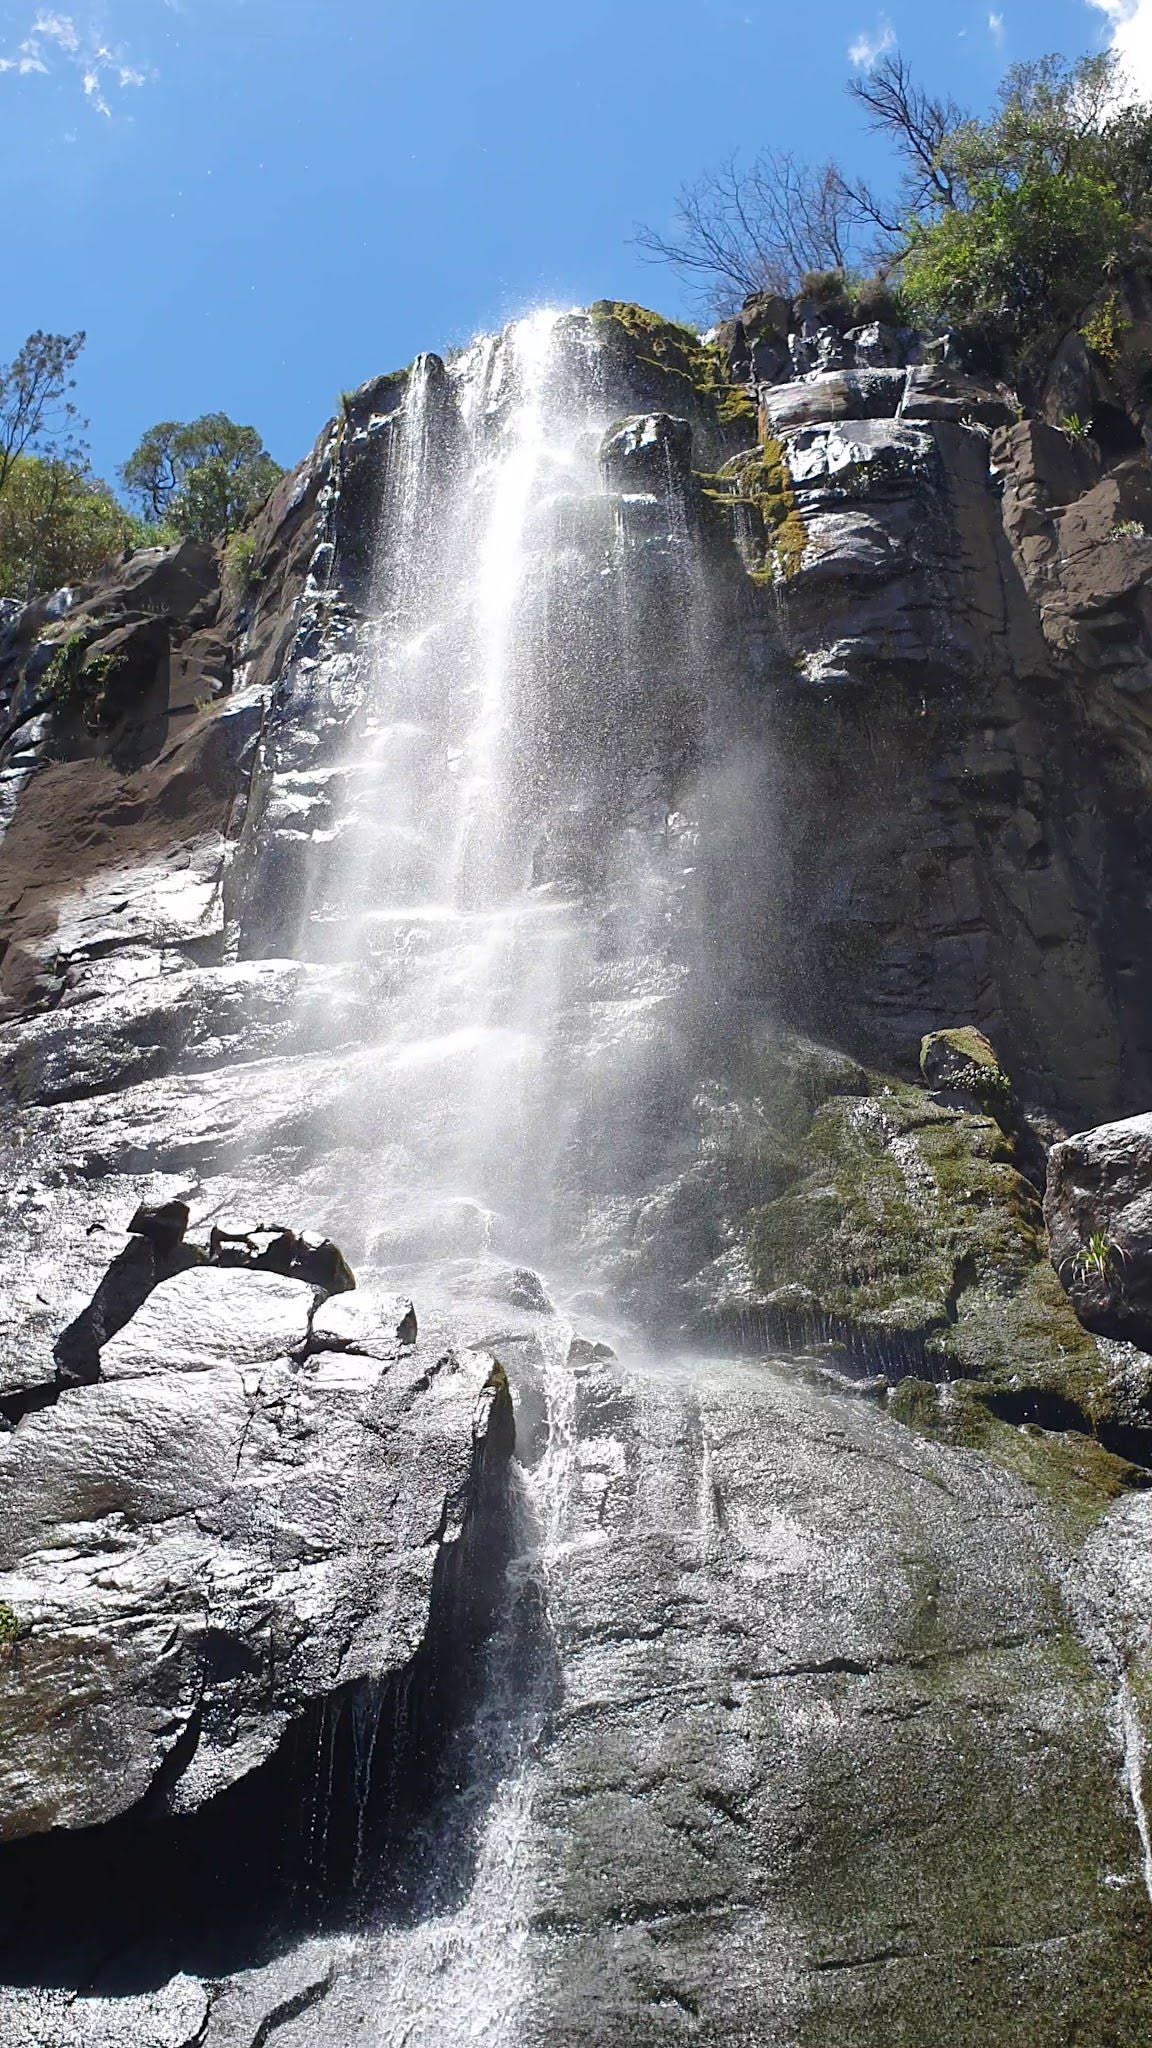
[0,0,1144,486]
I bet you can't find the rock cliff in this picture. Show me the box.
[1,292,1152,2044]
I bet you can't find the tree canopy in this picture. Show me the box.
[120,414,284,542]
[0,457,141,603]
[0,330,137,602]
[0,331,284,600]
[637,47,1152,361]
[0,330,86,498]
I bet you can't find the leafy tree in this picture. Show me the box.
[120,413,284,543]
[896,54,1152,352]
[0,456,141,602]
[901,170,1134,348]
[0,330,86,498]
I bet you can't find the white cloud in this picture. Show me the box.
[1088,0,1152,98]
[0,10,154,113]
[988,9,1005,47]
[848,14,896,71]
[35,13,81,54]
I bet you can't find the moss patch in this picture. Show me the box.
[744,1072,1103,1402]
[588,301,757,434]
[888,1378,1146,1534]
[0,1602,20,1651]
[920,1026,1013,1120]
[702,435,808,581]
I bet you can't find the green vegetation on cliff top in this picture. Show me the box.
[639,48,1152,380]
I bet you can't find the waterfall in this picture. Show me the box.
[240,308,737,2039]
[282,307,747,1309]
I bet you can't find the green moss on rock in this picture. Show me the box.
[588,301,757,433]
[704,436,808,582]
[920,1026,1014,1119]
[888,1379,1147,1533]
[0,1602,21,1651]
[744,1072,1103,1402]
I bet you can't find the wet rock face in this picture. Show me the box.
[731,353,1145,1122]
[197,1361,1152,2048]
[511,1359,1152,2048]
[0,439,329,1021]
[0,1252,513,1840]
[598,413,694,494]
[666,284,1152,1125]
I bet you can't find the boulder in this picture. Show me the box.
[310,1286,418,1355]
[919,1026,1013,1120]
[847,319,920,369]
[290,1233,356,1293]
[1045,1113,1152,1344]
[207,1223,357,1294]
[899,363,1015,428]
[718,291,791,383]
[99,1265,317,1379]
[128,1199,190,1253]
[760,369,905,435]
[0,1294,516,1838]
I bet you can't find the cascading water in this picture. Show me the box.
[280,308,753,1312]
[253,309,762,2040]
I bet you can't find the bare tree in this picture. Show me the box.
[634,151,863,316]
[635,50,980,315]
[0,331,86,499]
[847,52,966,216]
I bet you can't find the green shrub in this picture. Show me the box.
[223,528,259,601]
[1081,290,1131,366]
[901,170,1135,360]
[41,630,90,704]
[797,268,851,303]
[0,456,137,601]
[852,275,909,328]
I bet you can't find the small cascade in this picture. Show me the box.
[1120,1674,1152,1905]
[356,1317,577,2048]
